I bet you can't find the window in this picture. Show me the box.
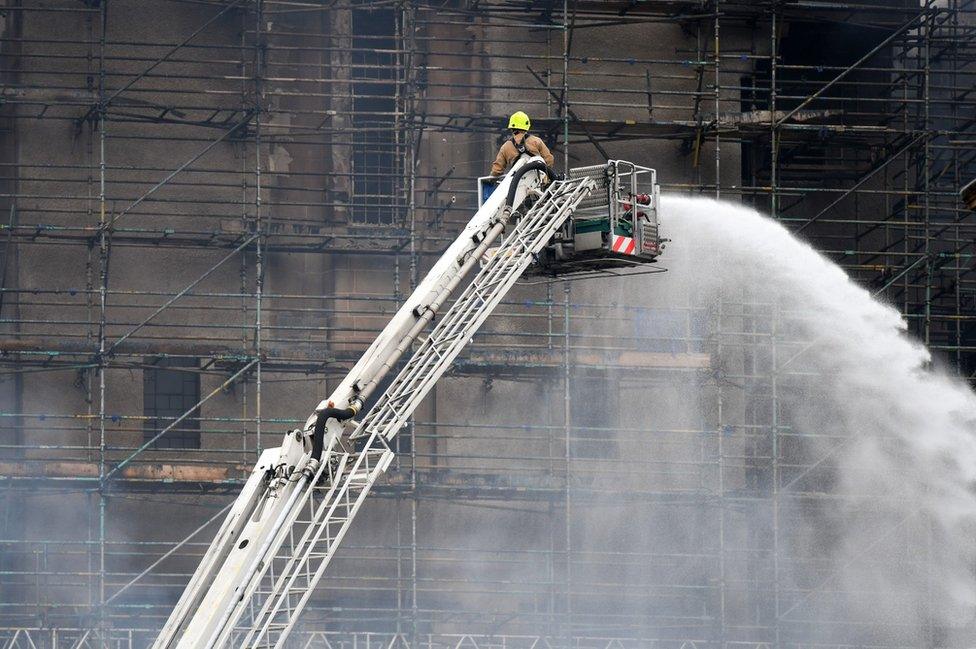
[739,20,893,211]
[143,357,201,449]
[350,7,399,224]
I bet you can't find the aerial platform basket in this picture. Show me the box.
[480,160,665,277]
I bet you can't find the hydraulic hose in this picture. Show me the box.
[505,160,556,210]
[311,405,358,461]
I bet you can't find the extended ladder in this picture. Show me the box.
[226,176,596,648]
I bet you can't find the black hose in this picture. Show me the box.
[311,406,356,461]
[505,160,556,209]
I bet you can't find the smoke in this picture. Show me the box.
[41,194,976,645]
[596,195,976,645]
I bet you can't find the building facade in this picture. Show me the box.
[0,1,974,648]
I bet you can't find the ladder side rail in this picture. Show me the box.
[354,179,585,436]
[229,450,348,616]
[361,179,597,444]
[371,228,574,440]
[242,177,594,648]
[217,449,351,647]
[242,445,394,648]
[235,184,564,644]
[206,452,335,645]
[224,176,537,645]
[348,188,558,436]
[202,475,316,649]
[355,180,591,439]
[357,181,592,442]
[238,444,388,643]
[232,449,353,638]
[152,447,280,649]
[302,159,546,429]
[354,182,580,410]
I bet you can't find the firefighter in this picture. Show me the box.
[490,111,555,176]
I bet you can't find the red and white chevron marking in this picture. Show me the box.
[611,234,636,255]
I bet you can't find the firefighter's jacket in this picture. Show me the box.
[490,135,555,176]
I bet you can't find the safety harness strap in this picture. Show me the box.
[510,135,528,156]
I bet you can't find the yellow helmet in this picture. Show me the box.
[507,111,531,131]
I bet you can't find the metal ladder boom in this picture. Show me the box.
[233,176,596,648]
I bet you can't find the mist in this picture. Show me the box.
[563,195,976,646]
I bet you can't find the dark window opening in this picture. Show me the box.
[350,7,399,224]
[143,357,201,450]
[740,20,894,210]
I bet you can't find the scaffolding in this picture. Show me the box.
[0,1,974,647]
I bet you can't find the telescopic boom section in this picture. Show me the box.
[155,158,666,648]
[152,157,593,649]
